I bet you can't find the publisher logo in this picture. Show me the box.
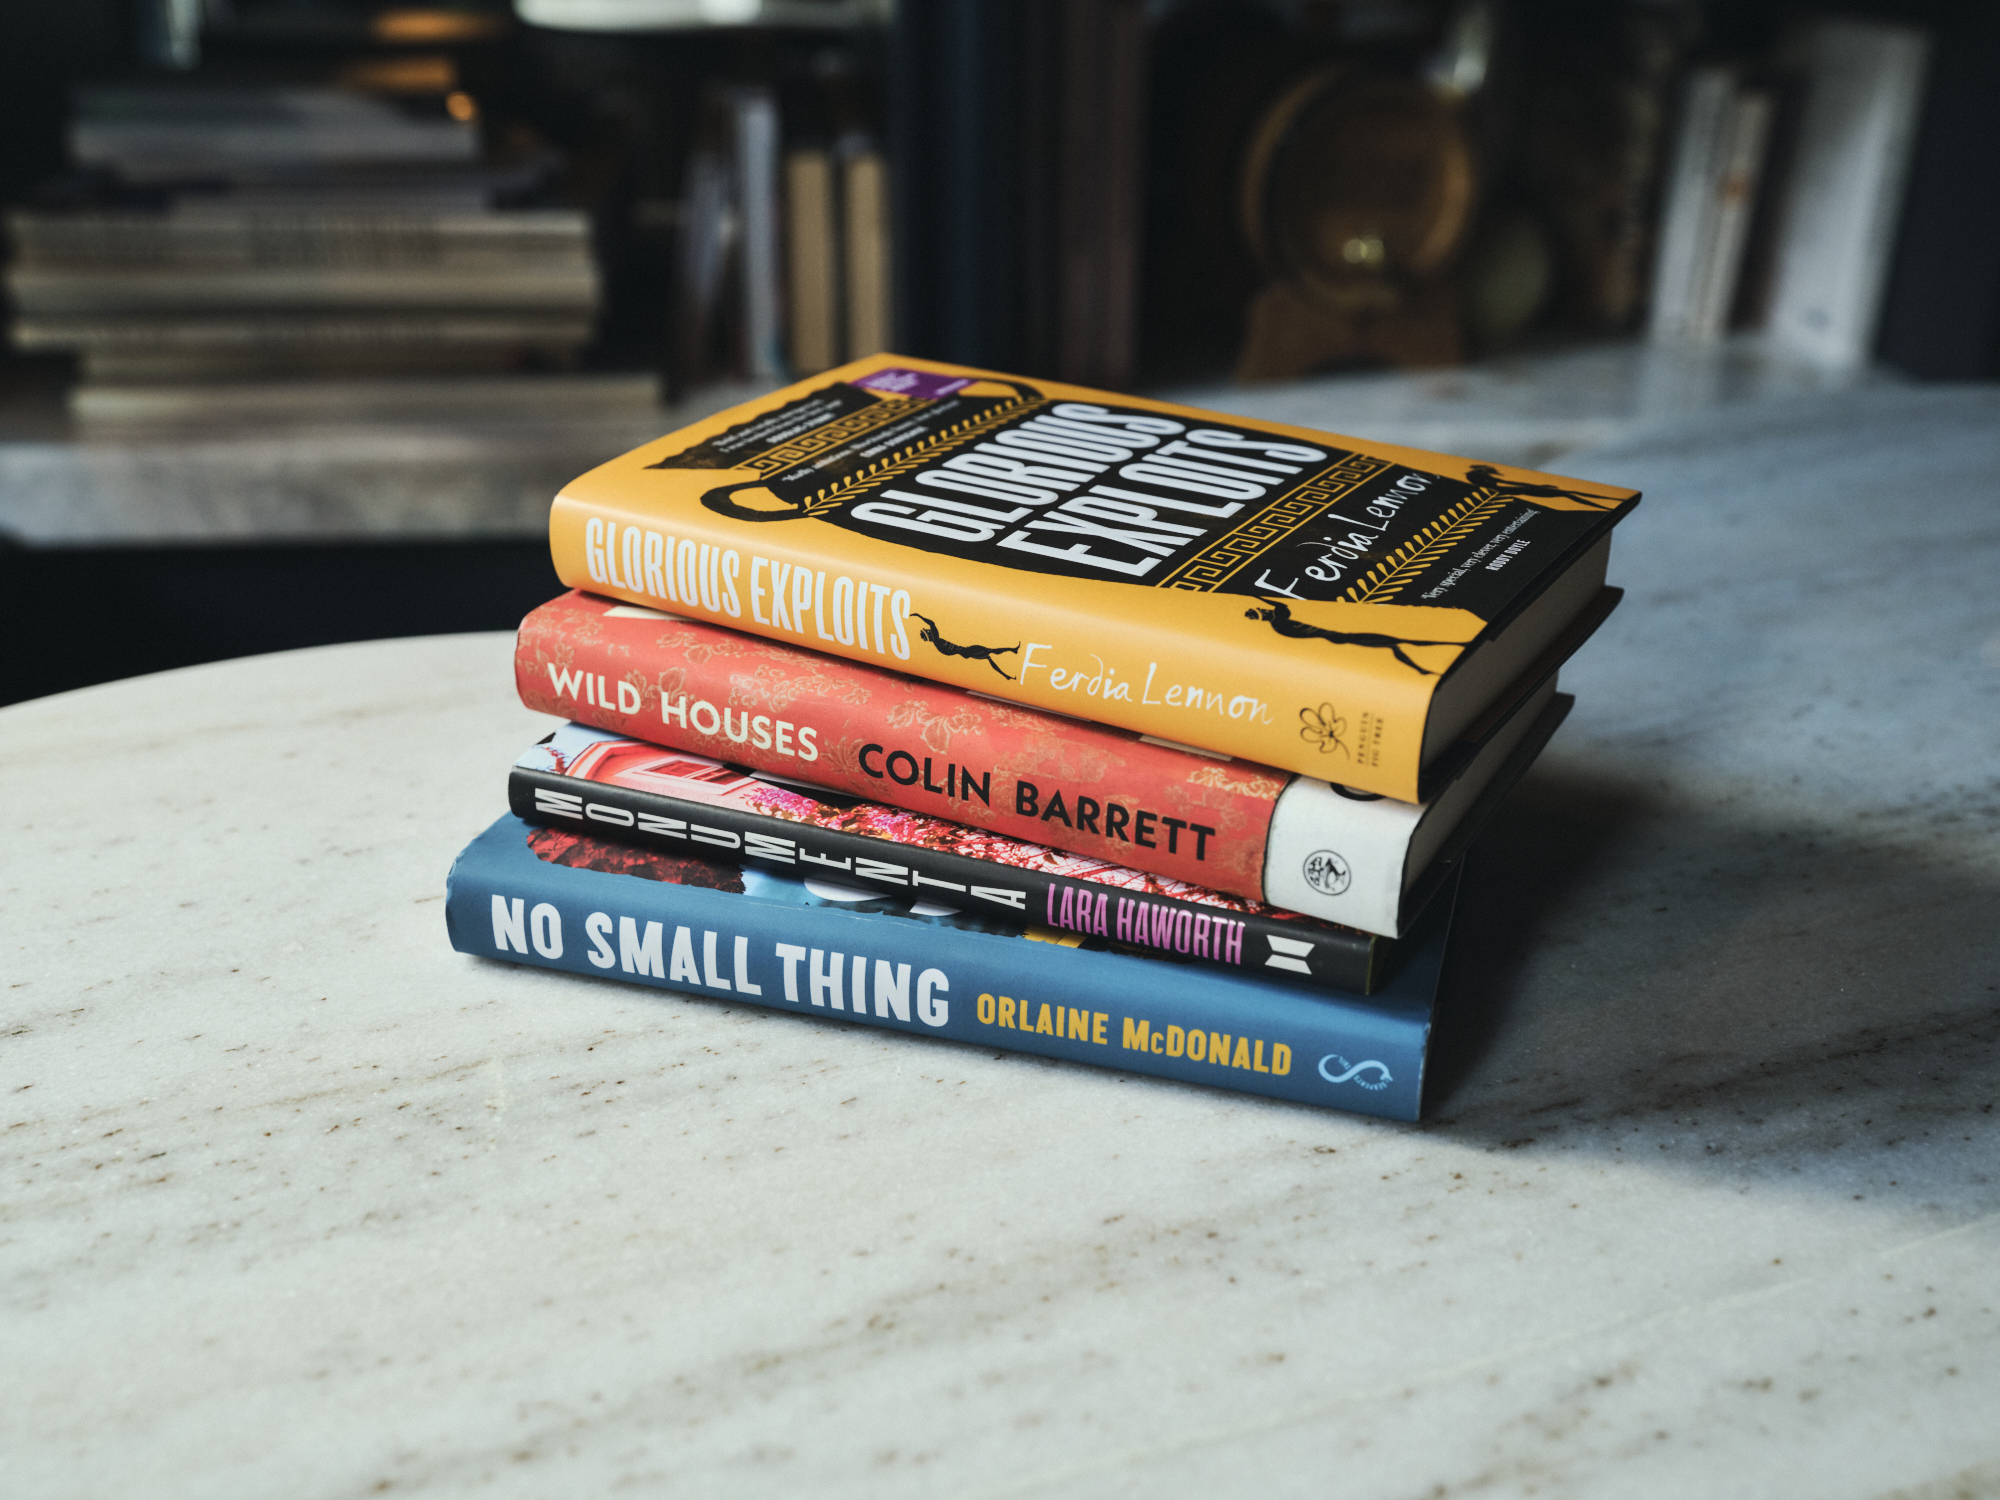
[1319,1054,1392,1090]
[1302,849,1351,897]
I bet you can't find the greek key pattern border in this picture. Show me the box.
[747,398,923,474]
[1160,452,1391,593]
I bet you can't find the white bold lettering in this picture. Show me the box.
[873,960,911,1022]
[530,903,562,959]
[669,926,699,983]
[619,917,663,976]
[732,935,761,994]
[917,968,949,1027]
[492,895,526,953]
[809,948,844,1009]
[584,911,614,968]
[775,942,806,1002]
[890,590,911,659]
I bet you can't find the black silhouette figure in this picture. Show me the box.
[909,612,1021,680]
[1245,601,1456,675]
[1463,463,1624,510]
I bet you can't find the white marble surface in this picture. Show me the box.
[1172,334,1894,470]
[4,382,1998,1497]
[0,375,770,545]
[1,339,1884,545]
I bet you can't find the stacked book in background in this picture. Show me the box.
[1646,17,1930,363]
[447,355,1640,1120]
[674,81,893,387]
[6,84,597,394]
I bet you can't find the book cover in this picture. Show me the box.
[547,353,1637,798]
[510,722,1387,993]
[446,813,1454,1120]
[515,587,1576,935]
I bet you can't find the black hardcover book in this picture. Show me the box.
[509,723,1390,994]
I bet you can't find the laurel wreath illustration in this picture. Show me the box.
[1339,489,1511,604]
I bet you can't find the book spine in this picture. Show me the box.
[785,150,839,375]
[733,89,784,381]
[446,817,1428,1119]
[507,765,1381,994]
[513,590,1321,903]
[15,313,595,352]
[841,150,892,360]
[5,220,591,271]
[1649,68,1738,344]
[5,267,600,316]
[1689,89,1775,341]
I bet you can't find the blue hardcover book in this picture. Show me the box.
[445,815,1458,1120]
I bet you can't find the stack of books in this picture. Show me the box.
[7,85,597,388]
[446,355,1639,1120]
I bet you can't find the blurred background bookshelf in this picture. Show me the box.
[2,0,1995,704]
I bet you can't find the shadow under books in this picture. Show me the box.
[1424,764,2000,1207]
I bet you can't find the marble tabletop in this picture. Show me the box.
[1,340,1879,545]
[0,374,768,546]
[4,381,1997,1497]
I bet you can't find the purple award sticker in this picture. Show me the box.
[854,368,972,400]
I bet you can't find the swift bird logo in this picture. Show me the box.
[1245,600,1455,675]
[1319,1054,1393,1090]
[1299,702,1348,757]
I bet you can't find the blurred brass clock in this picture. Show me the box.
[1238,67,1475,317]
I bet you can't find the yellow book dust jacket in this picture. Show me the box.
[549,354,1638,799]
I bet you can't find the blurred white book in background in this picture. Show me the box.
[513,0,890,29]
[1689,87,1772,341]
[1648,69,1773,347]
[731,88,784,382]
[1765,20,1931,368]
[1649,68,1735,345]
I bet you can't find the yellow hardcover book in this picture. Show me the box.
[549,354,1638,799]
